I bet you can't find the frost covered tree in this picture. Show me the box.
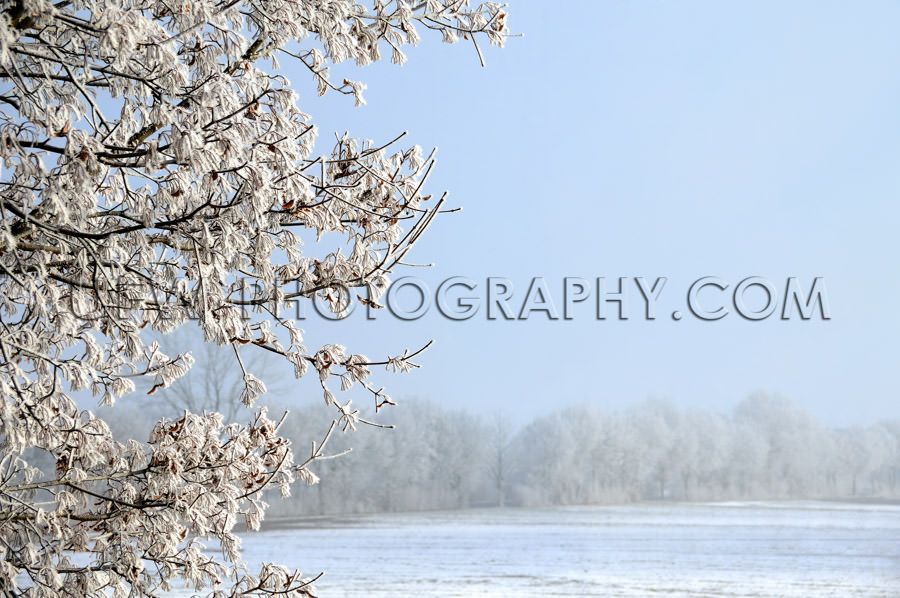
[0,0,508,595]
[146,329,288,423]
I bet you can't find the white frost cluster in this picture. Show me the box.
[0,0,508,595]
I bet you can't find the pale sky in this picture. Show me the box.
[276,1,900,427]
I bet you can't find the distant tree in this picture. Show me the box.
[863,424,895,495]
[734,392,822,496]
[489,413,512,507]
[693,411,731,498]
[0,0,509,596]
[148,328,288,423]
[632,399,678,500]
[879,420,900,493]
[729,420,768,497]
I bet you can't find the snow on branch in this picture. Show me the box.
[0,0,509,595]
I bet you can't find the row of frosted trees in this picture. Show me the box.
[506,395,900,506]
[97,392,900,515]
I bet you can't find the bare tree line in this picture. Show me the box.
[91,388,900,516]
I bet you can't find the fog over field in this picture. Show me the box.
[94,390,900,516]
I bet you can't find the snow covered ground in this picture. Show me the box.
[175,501,900,597]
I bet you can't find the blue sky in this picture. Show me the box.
[279,1,900,427]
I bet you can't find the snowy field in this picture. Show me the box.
[179,502,900,597]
